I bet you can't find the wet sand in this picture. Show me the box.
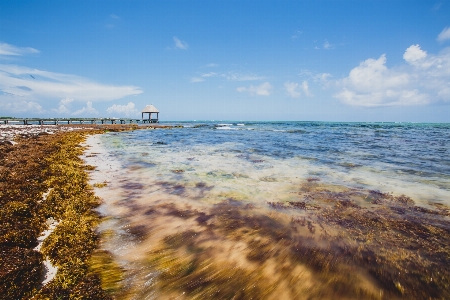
[83,133,450,300]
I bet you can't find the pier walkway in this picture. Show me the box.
[1,118,159,125]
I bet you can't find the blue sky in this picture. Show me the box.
[1,0,450,122]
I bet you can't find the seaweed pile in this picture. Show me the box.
[0,125,145,299]
[106,178,450,299]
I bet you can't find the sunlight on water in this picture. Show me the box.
[84,122,450,299]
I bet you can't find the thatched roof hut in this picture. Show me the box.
[141,104,159,123]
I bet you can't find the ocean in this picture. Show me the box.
[84,121,450,299]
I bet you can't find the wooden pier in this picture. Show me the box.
[1,118,159,125]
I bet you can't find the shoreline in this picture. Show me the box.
[0,123,182,142]
[2,124,450,299]
[0,124,173,299]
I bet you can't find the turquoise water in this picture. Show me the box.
[105,121,450,203]
[88,121,450,299]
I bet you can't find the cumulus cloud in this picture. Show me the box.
[0,64,142,105]
[334,45,450,107]
[315,73,332,85]
[173,37,189,50]
[106,102,139,117]
[437,27,450,42]
[403,44,427,63]
[52,97,74,114]
[284,82,301,98]
[284,81,312,98]
[302,81,312,97]
[0,42,39,57]
[73,101,98,115]
[237,82,272,96]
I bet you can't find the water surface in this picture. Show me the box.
[85,122,450,299]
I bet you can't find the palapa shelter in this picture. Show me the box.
[141,104,160,123]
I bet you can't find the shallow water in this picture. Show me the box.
[84,122,450,299]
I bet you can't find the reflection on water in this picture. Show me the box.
[85,122,450,299]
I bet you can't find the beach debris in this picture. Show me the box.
[93,182,108,188]
[306,177,320,182]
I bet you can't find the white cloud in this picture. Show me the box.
[437,27,450,42]
[284,81,301,98]
[190,69,265,84]
[173,37,189,50]
[0,64,142,105]
[52,97,74,114]
[106,102,139,117]
[315,73,332,83]
[190,72,218,83]
[202,72,216,78]
[191,77,205,83]
[224,72,265,81]
[237,82,272,96]
[298,69,314,78]
[302,81,312,97]
[206,63,219,67]
[323,40,334,50]
[336,87,429,107]
[403,44,427,63]
[334,45,450,107]
[0,42,39,57]
[300,69,332,84]
[73,101,98,115]
[110,14,120,19]
[60,97,74,105]
[1,99,44,114]
[284,81,312,98]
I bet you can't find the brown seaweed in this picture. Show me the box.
[132,177,450,299]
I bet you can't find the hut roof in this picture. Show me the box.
[142,104,159,113]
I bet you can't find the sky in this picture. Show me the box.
[1,0,450,122]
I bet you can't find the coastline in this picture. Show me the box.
[2,123,450,299]
[0,124,174,299]
[0,123,181,143]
